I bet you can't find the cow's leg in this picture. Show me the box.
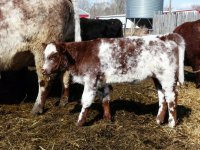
[192,58,200,88]
[152,78,167,125]
[59,71,70,107]
[193,68,200,88]
[194,72,200,88]
[77,78,96,126]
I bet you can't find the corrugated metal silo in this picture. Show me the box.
[126,0,163,19]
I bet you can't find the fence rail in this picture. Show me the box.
[153,11,200,34]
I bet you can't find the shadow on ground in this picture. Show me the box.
[0,68,38,104]
[70,99,191,126]
[0,69,82,104]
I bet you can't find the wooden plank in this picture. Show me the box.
[152,11,200,34]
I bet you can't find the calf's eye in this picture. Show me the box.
[49,54,59,61]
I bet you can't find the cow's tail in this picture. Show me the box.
[177,34,185,85]
[72,0,82,42]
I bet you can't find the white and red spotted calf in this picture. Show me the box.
[42,33,185,128]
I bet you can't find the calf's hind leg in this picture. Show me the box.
[165,89,177,128]
[159,78,177,128]
[102,95,111,120]
[97,85,112,120]
[152,78,167,125]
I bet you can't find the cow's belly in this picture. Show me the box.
[0,50,34,71]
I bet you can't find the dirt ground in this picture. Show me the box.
[0,67,200,150]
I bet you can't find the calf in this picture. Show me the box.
[42,33,185,128]
[174,19,200,88]
[59,18,123,106]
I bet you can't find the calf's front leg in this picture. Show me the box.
[192,59,200,88]
[31,77,51,114]
[59,71,70,107]
[77,80,96,126]
[31,53,52,115]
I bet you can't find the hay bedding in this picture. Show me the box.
[0,67,200,149]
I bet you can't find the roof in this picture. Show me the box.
[163,9,200,13]
[96,14,126,18]
[79,9,90,15]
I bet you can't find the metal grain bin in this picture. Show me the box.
[126,0,163,19]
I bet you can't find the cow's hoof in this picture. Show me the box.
[196,83,200,89]
[168,119,177,128]
[31,104,43,115]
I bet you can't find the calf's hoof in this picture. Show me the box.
[156,116,165,125]
[76,118,86,127]
[103,113,112,121]
[31,104,44,115]
[76,108,88,126]
[168,119,177,128]
[59,100,68,107]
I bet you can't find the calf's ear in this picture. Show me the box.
[60,43,68,54]
[65,50,75,65]
[62,51,75,69]
[55,43,66,53]
[56,43,75,65]
[56,43,75,68]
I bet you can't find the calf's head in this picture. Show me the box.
[42,42,71,75]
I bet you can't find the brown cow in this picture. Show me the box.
[42,33,185,128]
[174,19,200,88]
[0,0,80,114]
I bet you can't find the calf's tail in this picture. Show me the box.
[177,34,185,85]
